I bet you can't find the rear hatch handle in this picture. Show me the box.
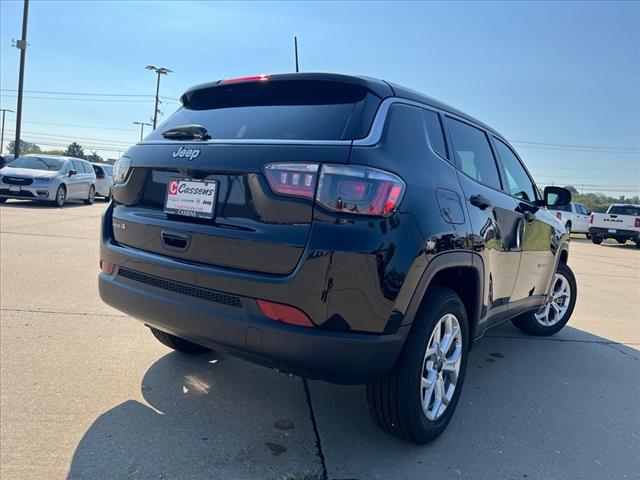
[161,230,192,252]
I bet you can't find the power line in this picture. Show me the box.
[511,139,639,152]
[0,94,152,103]
[22,120,134,131]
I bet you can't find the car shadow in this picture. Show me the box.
[0,199,91,209]
[66,351,320,480]
[67,323,639,480]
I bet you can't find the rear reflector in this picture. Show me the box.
[589,214,593,224]
[257,300,314,328]
[556,212,562,220]
[220,74,269,84]
[100,260,115,275]
[263,163,405,217]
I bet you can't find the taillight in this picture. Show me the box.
[589,214,594,224]
[635,218,640,228]
[257,300,314,328]
[96,173,105,179]
[263,163,318,199]
[100,260,114,275]
[556,212,562,220]
[263,163,405,217]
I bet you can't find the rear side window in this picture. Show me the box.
[83,162,93,174]
[424,110,447,159]
[92,165,103,175]
[608,205,640,216]
[548,204,572,212]
[446,117,501,189]
[151,80,381,141]
[72,160,84,173]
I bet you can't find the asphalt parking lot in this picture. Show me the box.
[1,200,639,480]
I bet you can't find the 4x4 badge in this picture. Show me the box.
[172,146,201,160]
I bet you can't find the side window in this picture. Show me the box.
[63,161,73,174]
[493,137,537,203]
[72,160,84,173]
[424,110,447,159]
[83,162,94,174]
[446,117,501,189]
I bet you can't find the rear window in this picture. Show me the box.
[149,80,381,141]
[608,205,640,216]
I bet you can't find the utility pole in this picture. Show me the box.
[145,65,172,130]
[133,121,152,141]
[0,108,14,155]
[294,36,299,72]
[13,0,29,158]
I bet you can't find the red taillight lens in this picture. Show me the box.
[317,165,405,216]
[263,163,405,216]
[100,260,114,275]
[635,218,640,228]
[556,212,562,220]
[589,214,594,224]
[96,173,105,179]
[257,300,314,328]
[220,74,269,84]
[263,163,318,199]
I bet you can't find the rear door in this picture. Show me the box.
[444,116,522,322]
[111,77,384,275]
[574,203,590,232]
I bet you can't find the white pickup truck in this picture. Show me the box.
[589,204,640,247]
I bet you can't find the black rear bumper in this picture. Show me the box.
[99,268,408,384]
[589,226,639,240]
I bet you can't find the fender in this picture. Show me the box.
[399,250,485,341]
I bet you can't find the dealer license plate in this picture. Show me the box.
[164,178,217,219]
[608,229,617,233]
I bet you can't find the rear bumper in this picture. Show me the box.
[589,226,639,240]
[99,268,408,384]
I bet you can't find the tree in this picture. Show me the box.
[64,142,85,159]
[7,139,41,155]
[85,150,103,163]
[41,149,66,156]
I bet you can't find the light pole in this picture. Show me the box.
[145,65,172,130]
[13,0,29,157]
[133,121,152,141]
[0,108,14,155]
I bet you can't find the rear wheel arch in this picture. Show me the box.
[403,252,483,342]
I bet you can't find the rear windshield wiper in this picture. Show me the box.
[161,124,211,141]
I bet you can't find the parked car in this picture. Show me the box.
[589,204,640,247]
[0,154,14,168]
[548,201,591,235]
[0,154,96,207]
[98,73,576,444]
[91,163,114,200]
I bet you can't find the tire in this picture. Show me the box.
[0,197,6,203]
[585,233,591,240]
[635,239,640,249]
[103,189,111,202]
[591,236,602,245]
[366,286,469,444]
[616,238,626,245]
[512,262,577,336]
[84,185,95,205]
[565,221,571,233]
[150,327,212,354]
[52,185,66,208]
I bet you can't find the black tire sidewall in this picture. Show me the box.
[404,289,470,441]
[54,185,66,207]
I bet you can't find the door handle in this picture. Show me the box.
[470,194,493,210]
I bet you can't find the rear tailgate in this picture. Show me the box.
[592,206,640,231]
[110,75,388,275]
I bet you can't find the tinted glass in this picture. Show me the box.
[493,138,536,202]
[72,160,85,173]
[7,156,64,171]
[92,165,103,175]
[424,110,447,159]
[609,205,640,216]
[446,118,501,189]
[150,80,381,141]
[103,165,113,175]
[548,203,571,212]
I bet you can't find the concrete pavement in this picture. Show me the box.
[1,200,638,479]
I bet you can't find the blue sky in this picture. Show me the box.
[1,1,638,196]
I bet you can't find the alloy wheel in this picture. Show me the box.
[534,273,571,327]
[421,313,462,421]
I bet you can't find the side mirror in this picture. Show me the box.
[544,186,571,208]
[68,169,77,177]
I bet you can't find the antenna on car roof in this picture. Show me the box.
[294,36,300,73]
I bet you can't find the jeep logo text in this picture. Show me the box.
[172,147,201,160]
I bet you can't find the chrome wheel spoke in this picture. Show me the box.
[536,273,571,327]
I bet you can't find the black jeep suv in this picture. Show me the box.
[99,73,576,443]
